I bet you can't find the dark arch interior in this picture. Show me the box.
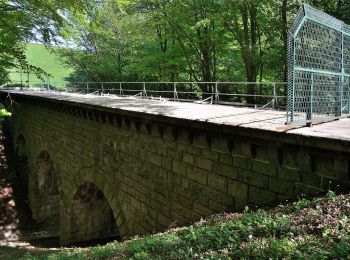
[31,150,60,237]
[36,151,58,195]
[15,135,28,194]
[69,182,119,246]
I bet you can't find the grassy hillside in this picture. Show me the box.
[9,43,74,86]
[1,191,349,259]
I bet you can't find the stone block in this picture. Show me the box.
[334,159,349,181]
[163,126,176,141]
[222,194,236,211]
[219,153,233,165]
[195,157,212,171]
[183,152,195,165]
[251,160,277,176]
[295,183,323,196]
[248,186,276,205]
[227,180,248,201]
[168,171,182,189]
[202,186,223,202]
[208,199,224,212]
[181,177,190,189]
[208,174,227,191]
[278,166,302,182]
[233,155,249,169]
[170,210,188,226]
[177,129,191,144]
[192,133,209,148]
[188,168,208,185]
[189,181,205,199]
[170,200,183,214]
[202,149,219,161]
[147,152,163,167]
[162,157,173,171]
[172,160,187,176]
[281,149,298,168]
[193,203,214,217]
[157,213,171,228]
[296,149,313,172]
[211,137,229,153]
[167,150,183,161]
[239,169,268,189]
[302,174,321,187]
[269,177,294,196]
[170,192,193,209]
[313,155,335,177]
[212,163,239,179]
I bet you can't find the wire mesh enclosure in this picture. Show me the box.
[287,4,350,125]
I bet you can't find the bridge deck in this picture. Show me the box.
[3,90,350,144]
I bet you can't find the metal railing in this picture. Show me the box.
[3,81,287,109]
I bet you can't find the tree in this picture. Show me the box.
[0,0,88,82]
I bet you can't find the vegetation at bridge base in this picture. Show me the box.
[2,191,349,259]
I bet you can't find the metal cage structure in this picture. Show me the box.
[287,4,350,125]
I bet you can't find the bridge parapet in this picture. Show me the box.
[1,90,350,245]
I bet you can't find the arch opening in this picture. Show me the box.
[69,182,119,246]
[30,150,60,237]
[15,135,29,194]
[36,151,58,195]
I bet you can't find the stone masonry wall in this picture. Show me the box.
[4,94,350,245]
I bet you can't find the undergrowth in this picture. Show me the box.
[2,191,350,259]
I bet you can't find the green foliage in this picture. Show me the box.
[3,192,350,259]
[54,0,350,95]
[293,198,311,212]
[326,190,336,200]
[0,103,11,122]
[0,0,89,82]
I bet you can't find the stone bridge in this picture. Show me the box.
[1,90,350,246]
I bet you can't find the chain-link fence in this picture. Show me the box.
[287,4,350,125]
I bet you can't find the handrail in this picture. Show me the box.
[2,81,288,110]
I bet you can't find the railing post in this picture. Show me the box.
[143,82,147,98]
[273,84,277,109]
[101,82,104,95]
[215,82,219,104]
[174,82,178,100]
[348,81,350,115]
[86,82,89,94]
[340,30,345,116]
[306,74,314,127]
[119,82,122,96]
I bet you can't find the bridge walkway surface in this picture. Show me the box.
[3,90,350,145]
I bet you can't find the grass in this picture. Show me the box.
[8,43,74,86]
[0,191,349,259]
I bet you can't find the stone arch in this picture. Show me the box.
[35,151,59,195]
[29,150,60,237]
[68,181,120,245]
[14,135,29,193]
[15,134,27,158]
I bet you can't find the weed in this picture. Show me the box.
[293,198,310,212]
[326,190,336,201]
